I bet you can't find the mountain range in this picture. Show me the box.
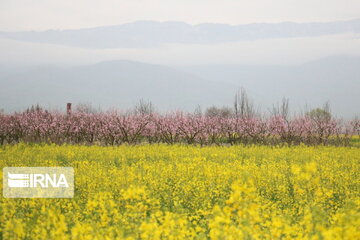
[0,55,359,118]
[0,19,359,48]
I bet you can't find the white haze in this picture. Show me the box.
[1,0,360,31]
[1,33,360,66]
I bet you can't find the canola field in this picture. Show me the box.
[0,144,359,239]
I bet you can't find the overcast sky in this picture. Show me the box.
[1,0,360,31]
[0,0,359,66]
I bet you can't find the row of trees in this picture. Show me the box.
[0,104,358,146]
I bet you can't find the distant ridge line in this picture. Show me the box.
[0,18,359,48]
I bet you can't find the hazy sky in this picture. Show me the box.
[1,0,360,31]
[1,33,360,66]
[0,0,360,66]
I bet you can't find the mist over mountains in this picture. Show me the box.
[179,55,360,118]
[0,19,360,48]
[0,56,359,118]
[0,18,359,118]
[0,60,235,113]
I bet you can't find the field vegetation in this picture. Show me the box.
[0,144,359,239]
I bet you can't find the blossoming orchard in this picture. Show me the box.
[0,106,359,146]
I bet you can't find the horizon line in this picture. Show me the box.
[1,17,360,33]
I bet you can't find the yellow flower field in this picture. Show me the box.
[0,144,359,239]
